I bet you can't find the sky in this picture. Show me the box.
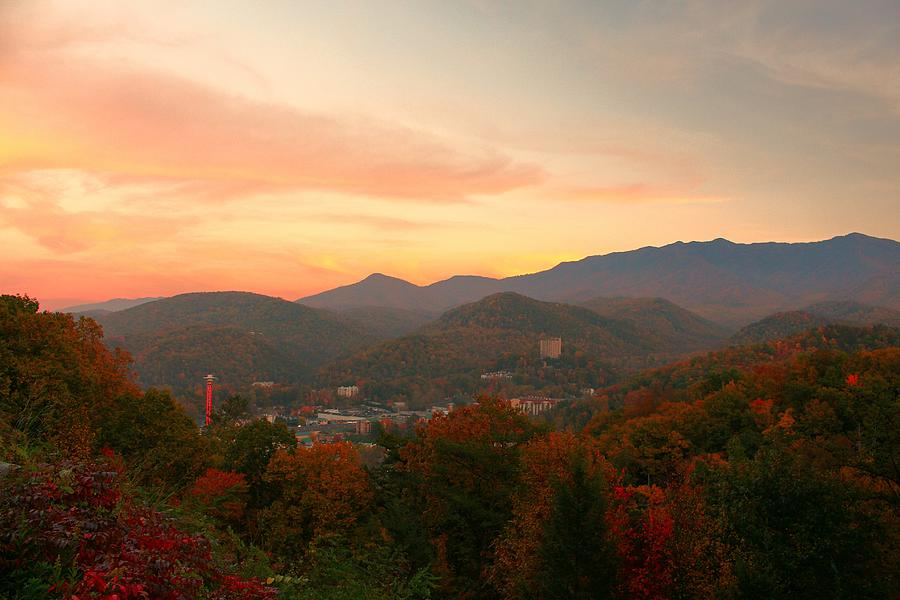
[1,0,899,309]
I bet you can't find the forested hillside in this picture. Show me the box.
[93,292,376,393]
[335,305,438,339]
[320,293,708,406]
[2,294,897,599]
[731,300,900,345]
[578,296,730,351]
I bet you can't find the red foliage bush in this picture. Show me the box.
[0,459,275,599]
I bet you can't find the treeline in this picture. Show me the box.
[1,294,898,599]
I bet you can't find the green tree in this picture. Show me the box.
[219,418,296,509]
[707,448,893,599]
[213,394,252,426]
[399,397,540,598]
[535,459,616,599]
[97,388,209,490]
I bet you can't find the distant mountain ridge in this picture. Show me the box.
[62,297,164,313]
[298,233,900,326]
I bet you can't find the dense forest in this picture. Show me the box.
[77,290,900,413]
[2,293,898,599]
[91,292,378,395]
[321,293,728,407]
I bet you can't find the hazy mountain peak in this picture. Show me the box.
[297,233,899,326]
[362,272,412,284]
[61,297,163,313]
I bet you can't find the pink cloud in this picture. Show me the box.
[0,38,543,202]
[0,174,186,253]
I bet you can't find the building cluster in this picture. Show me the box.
[480,370,513,380]
[294,402,455,446]
[540,337,562,359]
[508,395,564,417]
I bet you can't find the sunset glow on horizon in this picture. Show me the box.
[2,0,899,309]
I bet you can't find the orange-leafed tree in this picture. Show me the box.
[491,431,617,599]
[260,441,373,561]
[664,471,737,598]
[0,294,137,456]
[185,468,249,523]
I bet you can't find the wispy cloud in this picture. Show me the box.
[0,173,185,253]
[0,22,543,203]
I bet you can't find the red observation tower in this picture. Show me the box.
[204,374,216,426]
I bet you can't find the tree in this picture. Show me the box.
[491,432,615,599]
[213,394,252,426]
[218,419,296,510]
[535,457,616,599]
[185,468,249,524]
[97,388,209,490]
[706,448,894,599]
[260,442,373,562]
[399,397,539,598]
[0,294,136,456]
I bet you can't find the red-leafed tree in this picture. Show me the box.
[185,468,249,523]
[606,485,675,600]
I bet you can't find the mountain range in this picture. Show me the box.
[298,233,900,326]
[81,288,737,403]
[57,232,900,403]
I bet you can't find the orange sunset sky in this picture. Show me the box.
[1,0,899,309]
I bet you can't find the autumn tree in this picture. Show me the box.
[260,442,374,562]
[185,467,249,524]
[216,418,296,510]
[491,431,615,599]
[0,294,136,456]
[399,397,539,598]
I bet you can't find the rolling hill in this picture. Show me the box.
[730,301,900,345]
[578,296,730,351]
[299,272,501,312]
[298,233,900,326]
[92,292,376,392]
[319,292,722,407]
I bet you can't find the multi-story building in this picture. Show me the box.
[337,385,359,398]
[481,370,513,380]
[539,337,562,359]
[509,395,564,417]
